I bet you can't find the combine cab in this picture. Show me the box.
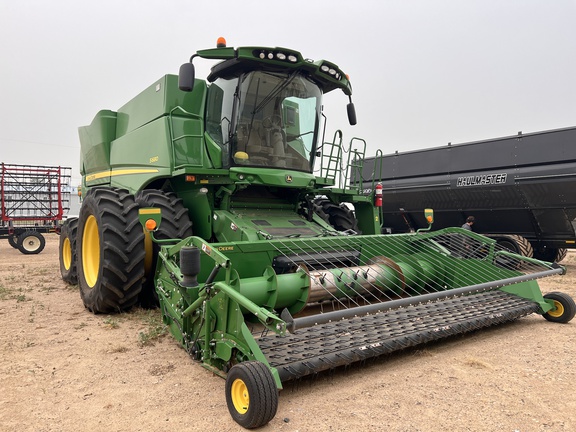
[60,39,575,428]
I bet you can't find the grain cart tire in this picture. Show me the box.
[542,292,576,323]
[534,247,567,263]
[8,234,19,249]
[495,235,533,257]
[314,198,361,234]
[59,218,78,284]
[555,248,568,263]
[17,231,46,255]
[225,361,279,429]
[135,189,193,308]
[77,188,145,313]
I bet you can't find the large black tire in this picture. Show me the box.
[555,248,568,263]
[495,235,533,257]
[8,234,19,249]
[17,231,46,255]
[314,198,361,234]
[543,292,576,323]
[225,361,279,429]
[77,188,145,313]
[135,190,193,307]
[533,247,568,263]
[59,218,79,284]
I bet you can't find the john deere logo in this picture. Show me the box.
[286,175,293,183]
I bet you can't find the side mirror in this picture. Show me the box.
[178,63,195,92]
[347,102,357,126]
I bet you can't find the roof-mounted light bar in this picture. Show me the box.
[319,62,343,81]
[253,49,301,64]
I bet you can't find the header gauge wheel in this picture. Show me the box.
[225,361,278,429]
[543,292,576,323]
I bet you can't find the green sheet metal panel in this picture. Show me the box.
[115,75,207,138]
[78,109,117,176]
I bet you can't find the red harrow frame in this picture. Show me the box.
[1,163,71,254]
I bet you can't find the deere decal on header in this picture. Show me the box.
[60,38,574,428]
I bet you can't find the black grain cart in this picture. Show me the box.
[360,126,576,262]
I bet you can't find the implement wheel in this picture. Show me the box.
[543,292,576,323]
[8,234,19,249]
[135,190,193,308]
[225,361,279,429]
[59,218,78,284]
[77,188,145,313]
[18,231,46,255]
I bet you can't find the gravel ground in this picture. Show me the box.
[1,235,575,432]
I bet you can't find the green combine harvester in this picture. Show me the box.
[59,38,575,428]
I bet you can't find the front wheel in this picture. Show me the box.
[543,292,576,323]
[225,361,279,429]
[18,231,46,255]
[135,190,193,308]
[77,188,145,313]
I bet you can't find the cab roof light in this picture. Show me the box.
[254,49,300,64]
[320,62,342,80]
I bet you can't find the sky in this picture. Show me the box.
[1,0,575,185]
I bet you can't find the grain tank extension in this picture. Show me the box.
[59,40,575,428]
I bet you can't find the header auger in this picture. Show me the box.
[60,39,575,428]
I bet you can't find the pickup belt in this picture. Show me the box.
[257,290,539,382]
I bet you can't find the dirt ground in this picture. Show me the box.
[0,234,575,432]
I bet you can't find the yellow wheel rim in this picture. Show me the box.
[231,378,249,414]
[82,215,100,288]
[62,237,72,270]
[548,300,565,318]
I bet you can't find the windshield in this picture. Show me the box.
[222,71,322,171]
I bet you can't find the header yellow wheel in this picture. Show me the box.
[230,378,250,415]
[225,361,278,429]
[543,292,576,323]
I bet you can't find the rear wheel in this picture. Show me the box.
[225,361,278,429]
[59,218,78,284]
[135,190,193,308]
[543,292,576,323]
[17,231,46,255]
[77,188,145,313]
[534,247,567,263]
